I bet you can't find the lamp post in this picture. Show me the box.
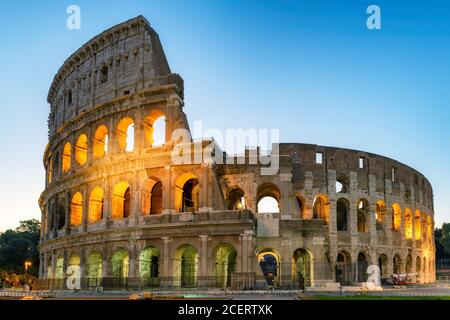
[24,261,32,278]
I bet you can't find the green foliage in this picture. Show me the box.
[439,223,450,257]
[0,219,40,278]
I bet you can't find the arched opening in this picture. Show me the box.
[406,254,412,274]
[173,244,198,288]
[75,134,88,165]
[257,249,280,288]
[296,196,305,218]
[112,248,129,287]
[392,204,402,231]
[378,254,388,280]
[393,254,402,275]
[70,192,83,226]
[116,117,134,152]
[112,182,131,219]
[141,178,163,215]
[337,198,349,231]
[404,208,413,239]
[93,125,108,159]
[88,187,104,223]
[415,210,422,240]
[292,248,312,289]
[375,200,385,230]
[54,152,60,177]
[256,183,280,214]
[357,199,369,232]
[47,155,53,184]
[55,257,64,279]
[214,244,237,288]
[139,247,160,288]
[227,188,245,210]
[336,251,352,285]
[175,173,200,213]
[144,109,166,147]
[57,199,66,229]
[357,252,368,282]
[87,251,102,288]
[62,142,71,173]
[416,256,422,281]
[313,195,329,222]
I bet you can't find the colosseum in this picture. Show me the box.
[38,16,436,291]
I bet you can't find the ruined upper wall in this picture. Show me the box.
[47,15,181,137]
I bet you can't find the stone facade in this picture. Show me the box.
[38,16,436,290]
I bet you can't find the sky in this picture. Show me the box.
[0,0,449,231]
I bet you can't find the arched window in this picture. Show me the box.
[139,247,160,287]
[62,142,71,173]
[336,198,348,231]
[392,203,402,231]
[293,248,312,289]
[227,188,245,210]
[75,134,88,165]
[116,117,134,152]
[174,244,198,288]
[415,210,422,240]
[357,253,368,282]
[54,152,60,177]
[93,125,108,159]
[144,109,166,147]
[87,251,102,288]
[174,173,200,212]
[88,187,104,223]
[393,254,402,275]
[375,201,385,223]
[112,182,131,219]
[214,244,237,288]
[404,209,413,239]
[70,192,83,226]
[357,199,369,233]
[313,195,329,221]
[150,181,163,215]
[256,183,280,214]
[112,248,129,283]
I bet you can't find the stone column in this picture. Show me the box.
[328,199,338,282]
[82,184,89,232]
[280,239,293,289]
[198,235,209,288]
[369,201,377,246]
[279,172,293,219]
[199,163,210,212]
[161,237,171,288]
[163,166,172,214]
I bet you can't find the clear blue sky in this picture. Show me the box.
[0,0,449,231]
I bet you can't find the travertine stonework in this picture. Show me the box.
[38,16,435,290]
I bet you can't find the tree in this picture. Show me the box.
[0,219,40,278]
[438,223,450,258]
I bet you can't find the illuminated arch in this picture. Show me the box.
[112,181,131,219]
[292,248,313,289]
[144,109,166,147]
[70,192,83,226]
[141,177,163,215]
[116,117,134,152]
[139,247,160,287]
[174,173,200,212]
[427,216,432,240]
[257,248,281,287]
[375,200,386,223]
[214,243,237,288]
[87,251,102,287]
[227,187,245,210]
[313,195,329,222]
[88,187,104,223]
[75,134,88,165]
[415,210,422,240]
[62,142,71,173]
[404,208,413,239]
[392,203,402,231]
[173,244,198,288]
[93,125,108,158]
[111,248,129,282]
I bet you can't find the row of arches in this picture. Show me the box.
[65,176,199,226]
[47,112,166,183]
[48,243,238,289]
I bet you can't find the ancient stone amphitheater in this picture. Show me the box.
[38,16,436,290]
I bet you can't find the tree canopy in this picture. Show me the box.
[0,219,40,277]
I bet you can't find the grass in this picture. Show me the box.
[313,295,450,300]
